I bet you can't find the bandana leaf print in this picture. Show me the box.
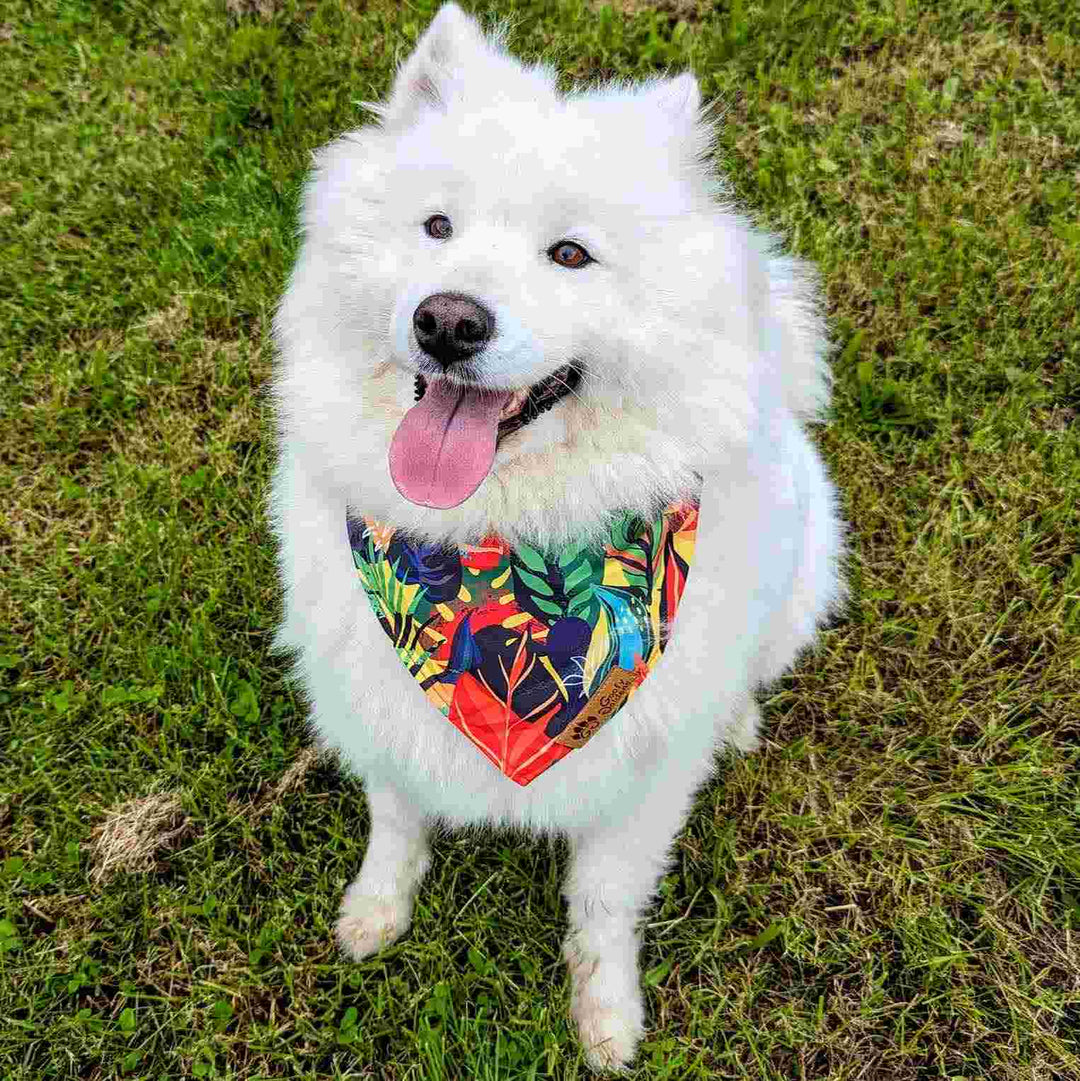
[347,497,700,786]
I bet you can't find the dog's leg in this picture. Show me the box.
[562,793,692,1072]
[335,782,431,961]
[726,695,762,754]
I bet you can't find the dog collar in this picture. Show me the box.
[346,496,700,785]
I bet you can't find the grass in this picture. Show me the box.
[1,0,1079,1076]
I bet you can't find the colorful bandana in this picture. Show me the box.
[346,497,700,786]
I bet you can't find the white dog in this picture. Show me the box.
[270,3,843,1070]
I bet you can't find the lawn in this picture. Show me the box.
[1,0,1079,1077]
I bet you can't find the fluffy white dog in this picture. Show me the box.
[270,3,843,1070]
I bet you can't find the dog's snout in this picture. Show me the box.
[412,293,494,368]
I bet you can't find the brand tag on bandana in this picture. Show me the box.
[346,498,699,786]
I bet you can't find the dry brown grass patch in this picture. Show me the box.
[229,744,323,824]
[224,0,277,22]
[88,791,193,883]
[588,0,703,19]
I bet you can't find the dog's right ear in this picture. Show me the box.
[368,3,490,130]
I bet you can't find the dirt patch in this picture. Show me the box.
[1034,404,1077,432]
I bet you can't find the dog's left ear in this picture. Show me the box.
[641,72,701,126]
[376,3,492,130]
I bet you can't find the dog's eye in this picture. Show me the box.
[548,241,591,269]
[424,214,453,240]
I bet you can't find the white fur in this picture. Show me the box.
[269,4,843,1071]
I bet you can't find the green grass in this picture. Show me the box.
[2,0,1079,1076]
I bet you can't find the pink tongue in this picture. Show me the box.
[389,380,513,509]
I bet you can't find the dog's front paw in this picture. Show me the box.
[334,893,411,961]
[564,937,645,1073]
[574,998,644,1074]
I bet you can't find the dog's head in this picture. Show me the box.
[275,3,805,546]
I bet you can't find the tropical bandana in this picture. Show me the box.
[346,496,700,786]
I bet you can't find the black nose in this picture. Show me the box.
[412,293,495,368]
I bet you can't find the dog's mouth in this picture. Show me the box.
[389,362,583,510]
[414,362,582,442]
